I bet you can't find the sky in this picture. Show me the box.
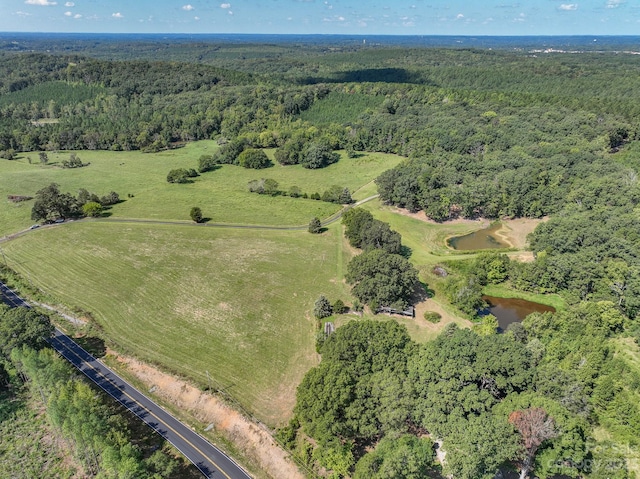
[1,0,639,35]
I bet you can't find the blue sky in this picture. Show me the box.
[2,0,639,35]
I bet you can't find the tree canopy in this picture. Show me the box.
[345,249,418,309]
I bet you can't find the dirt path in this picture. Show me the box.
[112,353,305,479]
[498,217,547,249]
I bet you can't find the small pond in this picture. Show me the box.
[447,223,510,250]
[481,295,556,332]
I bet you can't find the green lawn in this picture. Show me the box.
[0,143,402,237]
[2,221,351,426]
[361,200,484,269]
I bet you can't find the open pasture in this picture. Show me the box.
[0,141,402,237]
[2,221,353,426]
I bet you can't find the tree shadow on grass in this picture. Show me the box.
[411,281,434,305]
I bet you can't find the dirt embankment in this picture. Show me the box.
[111,353,305,479]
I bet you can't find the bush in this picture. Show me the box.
[423,311,442,323]
[190,206,203,223]
[308,217,322,234]
[247,178,280,195]
[167,168,192,183]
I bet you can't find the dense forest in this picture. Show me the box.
[2,37,640,479]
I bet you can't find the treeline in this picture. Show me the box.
[342,208,417,310]
[247,179,353,205]
[31,183,120,221]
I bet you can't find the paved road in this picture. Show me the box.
[0,281,252,479]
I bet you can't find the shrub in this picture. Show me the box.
[423,311,442,323]
[190,206,203,223]
[308,217,322,234]
[167,168,191,183]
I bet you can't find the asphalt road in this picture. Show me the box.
[0,281,252,479]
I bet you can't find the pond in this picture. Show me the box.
[447,223,510,250]
[481,295,556,332]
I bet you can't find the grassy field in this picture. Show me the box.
[2,221,352,426]
[0,142,402,237]
[360,199,484,268]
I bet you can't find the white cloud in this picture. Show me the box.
[228,10,233,15]
[220,3,231,8]
[25,0,57,5]
[64,10,71,15]
[182,4,194,11]
[16,10,32,16]
[456,13,464,19]
[65,1,74,6]
[194,16,200,20]
[112,12,123,18]
[558,4,578,10]
[606,0,623,7]
[73,13,81,18]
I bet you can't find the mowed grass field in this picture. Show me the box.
[3,221,352,426]
[0,141,402,237]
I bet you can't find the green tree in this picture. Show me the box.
[38,152,48,165]
[295,320,413,442]
[0,307,54,357]
[346,249,418,309]
[342,208,402,254]
[332,299,347,314]
[31,183,80,222]
[99,191,120,206]
[314,295,333,319]
[197,154,218,173]
[301,140,339,169]
[238,148,271,169]
[444,414,520,479]
[308,217,322,234]
[354,435,435,479]
[82,201,103,217]
[190,206,203,223]
[408,327,533,436]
